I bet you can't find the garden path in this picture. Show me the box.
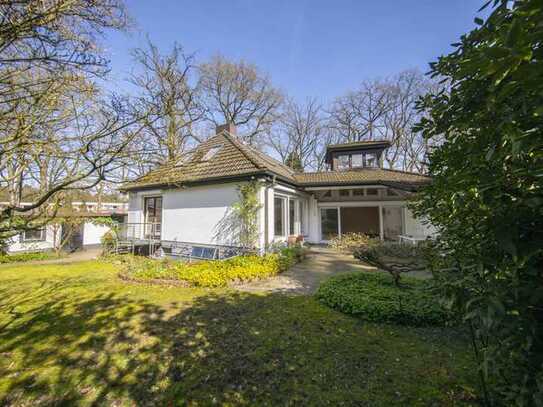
[233,246,370,295]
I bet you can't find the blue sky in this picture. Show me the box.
[105,0,485,102]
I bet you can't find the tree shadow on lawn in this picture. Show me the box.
[0,282,478,406]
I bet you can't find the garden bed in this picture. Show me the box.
[116,246,306,288]
[316,272,450,326]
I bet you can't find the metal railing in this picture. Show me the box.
[161,240,255,261]
[116,222,162,241]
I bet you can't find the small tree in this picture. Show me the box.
[284,152,303,172]
[232,181,262,249]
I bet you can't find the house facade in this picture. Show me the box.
[122,124,433,256]
[4,202,127,253]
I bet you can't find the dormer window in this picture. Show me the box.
[334,152,379,170]
[324,140,390,171]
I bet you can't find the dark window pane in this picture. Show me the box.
[23,228,45,241]
[353,189,364,196]
[274,197,284,236]
[387,188,399,196]
[289,200,295,235]
[321,208,338,240]
[339,189,350,197]
[300,202,305,235]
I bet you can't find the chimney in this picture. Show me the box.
[215,122,237,135]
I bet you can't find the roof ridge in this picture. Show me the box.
[378,167,430,177]
[242,143,297,176]
[220,131,265,171]
[297,168,429,178]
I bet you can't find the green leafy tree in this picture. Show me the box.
[285,152,304,172]
[413,1,543,405]
[232,181,262,248]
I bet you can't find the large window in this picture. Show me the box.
[289,199,296,235]
[321,208,339,240]
[144,196,162,239]
[23,228,46,242]
[274,197,285,236]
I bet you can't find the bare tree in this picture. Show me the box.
[198,55,283,145]
[328,79,394,142]
[127,40,204,176]
[327,70,437,173]
[267,98,325,171]
[0,0,147,240]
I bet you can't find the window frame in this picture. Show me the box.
[274,196,287,237]
[22,228,46,242]
[364,152,378,168]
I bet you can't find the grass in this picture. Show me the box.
[0,260,479,406]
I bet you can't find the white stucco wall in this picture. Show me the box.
[162,183,242,245]
[82,222,111,246]
[404,208,436,237]
[128,184,246,246]
[6,224,60,253]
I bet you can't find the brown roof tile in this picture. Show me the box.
[295,169,430,191]
[121,132,297,190]
[122,131,429,192]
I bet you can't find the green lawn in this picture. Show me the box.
[0,260,478,406]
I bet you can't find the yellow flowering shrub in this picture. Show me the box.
[120,246,305,287]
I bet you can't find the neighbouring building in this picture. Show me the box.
[4,201,127,253]
[121,124,434,258]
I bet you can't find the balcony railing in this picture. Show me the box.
[116,222,161,241]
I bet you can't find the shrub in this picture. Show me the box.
[329,233,376,253]
[101,230,117,254]
[411,1,543,404]
[316,272,449,326]
[0,251,56,263]
[353,241,429,286]
[119,246,305,288]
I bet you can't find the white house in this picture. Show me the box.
[121,124,433,258]
[5,203,127,254]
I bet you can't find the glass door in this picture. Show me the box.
[144,196,162,239]
[320,208,339,241]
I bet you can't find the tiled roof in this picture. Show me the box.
[121,132,297,190]
[122,131,429,192]
[294,169,431,191]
